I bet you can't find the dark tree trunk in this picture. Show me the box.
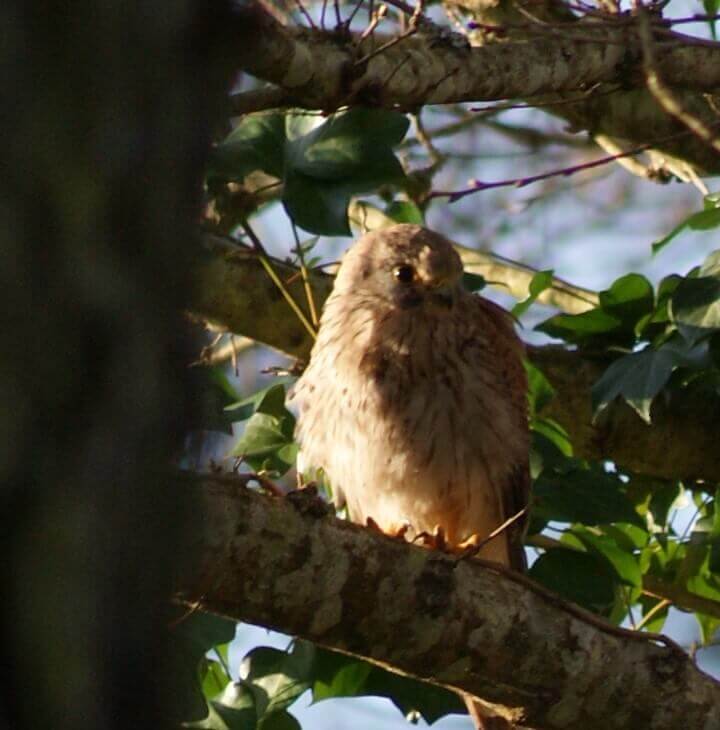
[1,4,235,729]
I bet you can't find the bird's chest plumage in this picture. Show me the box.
[294,311,519,546]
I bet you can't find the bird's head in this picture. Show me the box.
[335,224,464,313]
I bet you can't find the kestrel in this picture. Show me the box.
[291,224,530,570]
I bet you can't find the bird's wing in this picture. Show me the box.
[470,295,531,572]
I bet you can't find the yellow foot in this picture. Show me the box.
[454,532,486,559]
[413,524,447,551]
[365,518,412,541]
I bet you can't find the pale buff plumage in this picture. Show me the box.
[291,224,529,570]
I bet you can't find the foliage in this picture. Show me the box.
[187,6,720,725]
[209,109,409,235]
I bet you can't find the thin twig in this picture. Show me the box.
[292,223,320,328]
[431,143,654,201]
[413,112,443,164]
[636,598,670,631]
[292,0,317,28]
[240,221,317,340]
[593,133,657,180]
[359,2,387,40]
[431,119,720,202]
[345,0,366,28]
[355,0,423,66]
[230,335,239,376]
[455,506,529,559]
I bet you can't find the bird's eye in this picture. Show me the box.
[393,265,416,284]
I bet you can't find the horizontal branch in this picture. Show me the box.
[177,473,720,730]
[234,2,720,172]
[235,3,720,110]
[189,233,720,484]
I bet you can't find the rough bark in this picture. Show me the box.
[2,4,237,730]
[189,234,720,483]
[177,473,720,730]
[235,2,720,172]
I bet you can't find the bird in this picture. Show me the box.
[290,224,530,728]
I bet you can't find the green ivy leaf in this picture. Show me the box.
[385,200,424,225]
[598,273,654,327]
[283,177,363,236]
[208,112,286,180]
[169,611,237,724]
[512,269,554,317]
[284,109,409,235]
[232,411,297,474]
[533,468,643,527]
[312,658,373,701]
[226,381,294,423]
[190,367,241,434]
[241,643,314,717]
[591,347,677,423]
[211,683,259,730]
[207,109,409,235]
[670,276,720,330]
[203,658,233,701]
[525,360,556,415]
[462,272,487,292]
[569,526,642,589]
[311,645,464,722]
[537,273,654,348]
[652,197,720,253]
[705,0,719,38]
[529,549,617,615]
[535,308,623,345]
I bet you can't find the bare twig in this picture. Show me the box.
[431,117,720,202]
[359,2,387,40]
[355,0,423,65]
[293,0,317,27]
[430,142,655,202]
[192,336,256,367]
[636,598,671,631]
[291,223,320,328]
[240,222,317,340]
[593,133,658,180]
[413,112,444,164]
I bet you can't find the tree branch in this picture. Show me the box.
[235,3,720,106]
[233,1,720,173]
[176,473,720,730]
[189,233,720,484]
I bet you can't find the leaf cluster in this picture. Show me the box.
[176,625,463,730]
[209,109,409,236]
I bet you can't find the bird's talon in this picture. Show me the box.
[413,525,447,551]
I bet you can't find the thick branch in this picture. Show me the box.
[177,473,720,730]
[235,2,720,173]
[236,4,720,108]
[189,234,720,483]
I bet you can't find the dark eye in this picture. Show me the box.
[393,265,415,284]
